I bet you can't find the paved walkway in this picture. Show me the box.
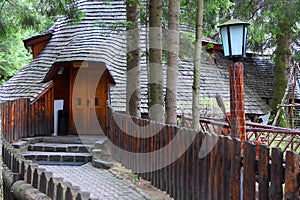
[43,163,149,200]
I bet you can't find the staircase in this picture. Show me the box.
[23,143,93,165]
[12,136,104,166]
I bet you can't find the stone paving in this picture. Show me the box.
[42,162,149,200]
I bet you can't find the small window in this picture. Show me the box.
[95,98,99,106]
[77,98,81,106]
[58,67,64,75]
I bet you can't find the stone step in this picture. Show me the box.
[27,143,94,153]
[22,151,92,163]
[92,159,114,169]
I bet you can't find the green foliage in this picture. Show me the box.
[0,31,32,85]
[0,0,84,84]
[180,0,233,39]
[233,0,300,54]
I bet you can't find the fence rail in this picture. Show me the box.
[108,108,300,200]
[179,115,300,154]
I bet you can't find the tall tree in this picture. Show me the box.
[165,0,180,125]
[148,0,163,122]
[271,1,295,112]
[126,0,141,117]
[192,0,203,129]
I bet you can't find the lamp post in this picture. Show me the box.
[218,19,249,142]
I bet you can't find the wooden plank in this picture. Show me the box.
[190,131,197,200]
[50,87,54,133]
[284,151,299,199]
[159,124,166,191]
[150,122,155,186]
[41,96,46,135]
[210,133,218,199]
[154,123,160,188]
[243,141,256,200]
[170,126,176,198]
[230,138,241,200]
[45,91,50,135]
[14,99,19,140]
[1,103,5,140]
[145,122,151,181]
[136,118,141,173]
[1,103,4,139]
[184,129,195,200]
[177,128,184,200]
[216,136,224,200]
[203,132,213,200]
[164,125,170,193]
[124,116,129,168]
[20,99,24,138]
[258,144,270,200]
[223,136,232,200]
[269,147,283,200]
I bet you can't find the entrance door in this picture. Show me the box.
[72,67,107,135]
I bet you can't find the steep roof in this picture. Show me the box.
[0,0,274,116]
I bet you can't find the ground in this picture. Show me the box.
[110,162,173,200]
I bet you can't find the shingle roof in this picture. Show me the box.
[0,0,274,116]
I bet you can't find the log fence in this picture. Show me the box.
[108,107,300,199]
[2,140,93,199]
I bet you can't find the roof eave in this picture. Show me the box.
[23,33,53,49]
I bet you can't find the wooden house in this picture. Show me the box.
[0,0,275,140]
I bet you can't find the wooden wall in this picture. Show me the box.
[1,87,54,142]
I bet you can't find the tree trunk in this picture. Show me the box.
[148,0,163,122]
[272,19,292,127]
[192,0,203,129]
[126,0,141,117]
[165,0,180,125]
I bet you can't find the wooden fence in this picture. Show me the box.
[108,108,300,200]
[0,87,54,142]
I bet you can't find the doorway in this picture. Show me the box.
[71,65,108,135]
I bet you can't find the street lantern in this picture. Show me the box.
[218,19,250,142]
[218,19,250,57]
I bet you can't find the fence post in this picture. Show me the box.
[269,147,283,199]
[230,138,241,200]
[243,141,256,200]
[258,144,270,200]
[223,136,232,200]
[284,151,299,199]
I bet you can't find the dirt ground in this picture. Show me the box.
[110,162,174,200]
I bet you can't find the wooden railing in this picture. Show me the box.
[179,115,300,154]
[108,107,299,200]
[0,87,54,142]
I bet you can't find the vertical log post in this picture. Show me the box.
[229,62,246,142]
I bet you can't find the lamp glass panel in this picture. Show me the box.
[220,27,230,57]
[229,25,244,56]
[243,26,248,57]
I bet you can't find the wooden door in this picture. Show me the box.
[72,67,107,135]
